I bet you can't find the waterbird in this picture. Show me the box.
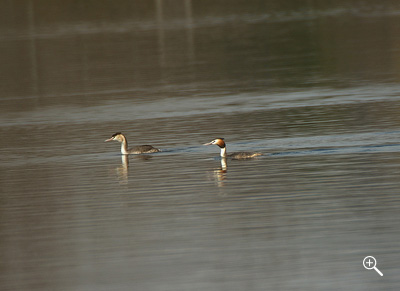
[203,138,262,159]
[105,132,160,155]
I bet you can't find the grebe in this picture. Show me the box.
[204,138,262,159]
[105,132,160,155]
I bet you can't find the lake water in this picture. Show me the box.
[1,1,400,290]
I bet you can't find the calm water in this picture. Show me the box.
[1,1,400,290]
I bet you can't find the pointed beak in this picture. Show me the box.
[105,138,113,142]
[203,142,212,146]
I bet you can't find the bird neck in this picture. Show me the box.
[120,136,129,155]
[220,157,227,170]
[220,146,227,158]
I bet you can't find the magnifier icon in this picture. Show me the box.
[363,256,383,276]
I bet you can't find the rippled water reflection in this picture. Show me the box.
[1,1,400,290]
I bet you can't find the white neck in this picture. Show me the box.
[120,137,129,155]
[220,146,227,158]
[220,157,227,170]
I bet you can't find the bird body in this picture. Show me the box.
[204,138,262,159]
[105,132,160,155]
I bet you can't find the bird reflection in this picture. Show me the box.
[116,155,129,185]
[134,155,153,161]
[209,157,228,187]
[114,154,154,185]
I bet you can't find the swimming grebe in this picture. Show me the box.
[105,132,160,155]
[204,138,262,159]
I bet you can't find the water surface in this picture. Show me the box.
[1,1,400,290]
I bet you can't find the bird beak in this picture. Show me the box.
[203,142,212,146]
[105,138,113,142]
